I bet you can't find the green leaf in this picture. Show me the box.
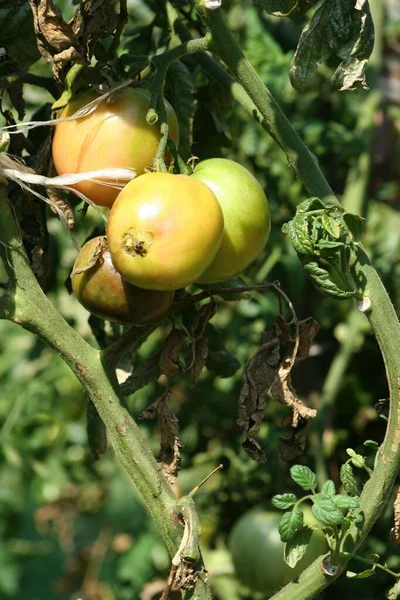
[272,493,298,510]
[301,258,356,299]
[363,440,379,450]
[166,60,197,160]
[316,239,344,251]
[312,493,345,526]
[321,214,341,239]
[346,448,356,457]
[284,526,313,568]
[346,569,375,579]
[290,465,317,491]
[343,213,365,242]
[322,480,336,497]
[340,463,359,496]
[284,216,314,255]
[278,506,304,542]
[297,197,325,213]
[333,494,360,510]
[350,454,365,469]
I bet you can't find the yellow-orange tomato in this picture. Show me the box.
[52,88,179,207]
[71,237,174,324]
[191,158,270,283]
[106,173,224,291]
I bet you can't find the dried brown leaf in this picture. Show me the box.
[160,329,187,376]
[71,237,106,276]
[185,299,216,386]
[238,325,281,462]
[189,335,208,387]
[140,394,181,484]
[276,315,320,358]
[393,487,400,546]
[297,317,320,358]
[28,0,86,79]
[69,0,119,56]
[120,351,162,396]
[273,361,317,462]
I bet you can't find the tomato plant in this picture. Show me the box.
[52,87,179,207]
[229,508,327,595]
[191,158,271,283]
[71,236,174,324]
[106,172,224,290]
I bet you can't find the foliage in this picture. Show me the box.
[0,0,399,599]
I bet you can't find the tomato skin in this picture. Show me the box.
[191,158,270,283]
[71,237,174,324]
[106,172,224,291]
[229,508,327,595]
[52,88,179,207]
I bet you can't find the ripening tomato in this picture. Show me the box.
[191,158,270,283]
[106,172,224,291]
[229,508,327,595]
[71,237,174,324]
[52,87,179,207]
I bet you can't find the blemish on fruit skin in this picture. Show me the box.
[121,228,154,258]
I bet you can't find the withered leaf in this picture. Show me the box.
[69,0,119,55]
[140,394,182,484]
[393,487,400,546]
[29,0,86,79]
[242,437,266,463]
[273,359,317,462]
[297,317,320,358]
[238,325,281,462]
[276,315,320,358]
[120,351,162,396]
[160,329,187,376]
[71,237,106,277]
[186,300,216,386]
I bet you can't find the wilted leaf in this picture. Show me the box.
[346,569,375,579]
[28,0,86,79]
[290,0,374,92]
[297,317,320,358]
[186,300,216,386]
[301,256,356,299]
[238,326,281,462]
[284,526,313,568]
[120,351,162,396]
[160,329,187,376]
[0,2,40,69]
[166,60,197,160]
[140,393,181,484]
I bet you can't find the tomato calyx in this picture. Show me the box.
[120,228,154,258]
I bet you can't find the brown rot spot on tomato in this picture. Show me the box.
[121,228,154,257]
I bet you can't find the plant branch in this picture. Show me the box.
[0,183,212,600]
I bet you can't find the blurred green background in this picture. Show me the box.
[0,0,399,599]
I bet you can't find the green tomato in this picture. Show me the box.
[191,158,271,283]
[229,508,327,595]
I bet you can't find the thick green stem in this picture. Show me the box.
[0,184,212,600]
